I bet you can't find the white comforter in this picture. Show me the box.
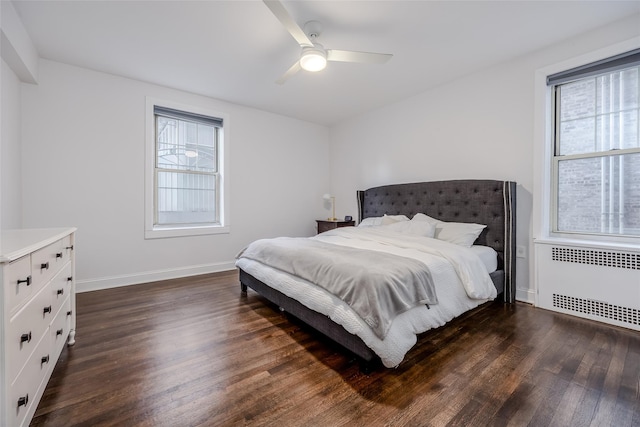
[236,227,497,368]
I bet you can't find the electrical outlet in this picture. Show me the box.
[516,245,526,258]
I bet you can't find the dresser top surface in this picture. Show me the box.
[0,228,76,263]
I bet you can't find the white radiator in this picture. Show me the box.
[535,240,640,331]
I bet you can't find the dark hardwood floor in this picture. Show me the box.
[31,270,639,426]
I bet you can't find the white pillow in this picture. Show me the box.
[358,214,410,227]
[411,213,440,225]
[381,214,410,225]
[358,217,383,227]
[383,220,436,237]
[411,213,485,247]
[436,222,486,247]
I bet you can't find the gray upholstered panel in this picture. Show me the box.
[357,180,516,303]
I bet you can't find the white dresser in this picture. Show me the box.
[0,228,76,427]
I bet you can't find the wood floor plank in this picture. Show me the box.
[30,270,640,426]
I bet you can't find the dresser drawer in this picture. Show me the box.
[9,331,51,427]
[7,285,53,383]
[1,228,76,427]
[30,235,72,292]
[50,262,72,319]
[51,296,71,357]
[4,255,33,315]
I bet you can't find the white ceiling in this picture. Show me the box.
[12,0,640,126]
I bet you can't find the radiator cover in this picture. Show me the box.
[535,241,640,331]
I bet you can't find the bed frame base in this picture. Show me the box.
[240,269,380,372]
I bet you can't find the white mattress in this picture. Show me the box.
[470,245,498,273]
[237,229,497,368]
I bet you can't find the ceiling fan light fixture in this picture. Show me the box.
[264,1,392,84]
[300,47,327,72]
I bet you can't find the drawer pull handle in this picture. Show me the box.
[17,275,32,286]
[20,332,32,344]
[41,262,49,270]
[56,252,63,258]
[56,329,63,336]
[44,305,52,314]
[67,310,73,316]
[41,355,50,365]
[66,245,74,250]
[67,276,73,282]
[17,394,29,408]
[57,289,64,296]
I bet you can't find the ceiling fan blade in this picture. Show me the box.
[263,0,314,47]
[275,60,302,85]
[327,50,393,64]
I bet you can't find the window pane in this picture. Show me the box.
[560,79,595,121]
[557,153,640,236]
[157,116,218,172]
[559,117,595,155]
[156,171,217,225]
[596,68,639,114]
[596,111,639,150]
[180,120,197,169]
[595,68,640,151]
[157,117,181,170]
[558,80,597,155]
[558,67,640,155]
[196,124,216,173]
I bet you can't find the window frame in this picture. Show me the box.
[534,38,640,246]
[145,97,230,239]
[550,79,640,238]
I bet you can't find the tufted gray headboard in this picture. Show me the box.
[357,180,516,303]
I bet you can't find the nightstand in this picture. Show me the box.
[316,219,355,234]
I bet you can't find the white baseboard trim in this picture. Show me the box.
[76,261,237,293]
[516,287,535,304]
[78,263,540,307]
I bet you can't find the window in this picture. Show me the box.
[548,49,640,238]
[145,99,229,238]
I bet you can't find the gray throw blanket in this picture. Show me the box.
[237,237,438,340]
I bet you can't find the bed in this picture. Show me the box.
[237,179,516,370]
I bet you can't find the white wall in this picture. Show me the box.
[0,0,38,84]
[1,59,23,230]
[1,0,39,231]
[329,14,640,303]
[21,60,330,291]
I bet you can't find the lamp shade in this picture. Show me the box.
[323,194,336,221]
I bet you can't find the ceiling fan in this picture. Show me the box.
[263,0,393,84]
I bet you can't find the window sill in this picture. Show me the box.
[534,236,640,253]
[145,225,230,239]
